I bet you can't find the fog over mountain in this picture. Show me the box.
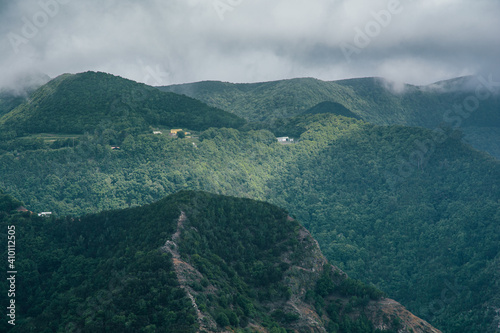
[1,0,499,88]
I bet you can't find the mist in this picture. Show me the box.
[1,0,499,89]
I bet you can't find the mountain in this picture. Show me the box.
[2,70,500,331]
[1,110,498,332]
[0,71,245,139]
[0,190,441,333]
[160,78,353,122]
[159,76,500,159]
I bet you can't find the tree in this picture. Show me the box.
[216,312,230,327]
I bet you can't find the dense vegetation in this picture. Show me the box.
[0,72,245,139]
[161,78,355,122]
[303,101,361,119]
[0,189,24,212]
[0,192,198,332]
[1,110,498,332]
[169,191,394,332]
[160,76,500,159]
[1,190,401,333]
[1,72,499,332]
[268,124,500,332]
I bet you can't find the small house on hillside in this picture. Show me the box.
[153,131,162,135]
[38,212,52,217]
[170,129,183,134]
[277,137,294,143]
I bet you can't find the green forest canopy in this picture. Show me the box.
[1,112,499,332]
[0,190,399,333]
[0,71,245,139]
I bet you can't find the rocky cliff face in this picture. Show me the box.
[366,299,441,333]
[162,204,441,333]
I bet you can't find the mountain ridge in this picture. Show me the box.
[0,189,441,333]
[159,75,500,159]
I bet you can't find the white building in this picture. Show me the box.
[38,212,52,217]
[277,137,294,143]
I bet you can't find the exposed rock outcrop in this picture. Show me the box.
[163,211,441,333]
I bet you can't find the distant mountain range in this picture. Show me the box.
[159,76,500,159]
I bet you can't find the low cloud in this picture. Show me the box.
[0,0,499,89]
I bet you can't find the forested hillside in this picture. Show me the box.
[303,101,361,119]
[0,190,440,333]
[160,76,500,159]
[0,71,245,139]
[1,110,498,332]
[160,78,355,122]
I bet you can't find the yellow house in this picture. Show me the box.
[170,129,183,134]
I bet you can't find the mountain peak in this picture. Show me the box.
[0,71,245,137]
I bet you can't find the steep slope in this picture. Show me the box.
[0,190,198,333]
[267,121,500,333]
[159,76,500,159]
[0,190,440,333]
[0,71,245,138]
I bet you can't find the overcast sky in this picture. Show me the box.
[0,0,499,89]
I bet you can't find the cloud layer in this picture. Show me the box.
[1,0,499,88]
